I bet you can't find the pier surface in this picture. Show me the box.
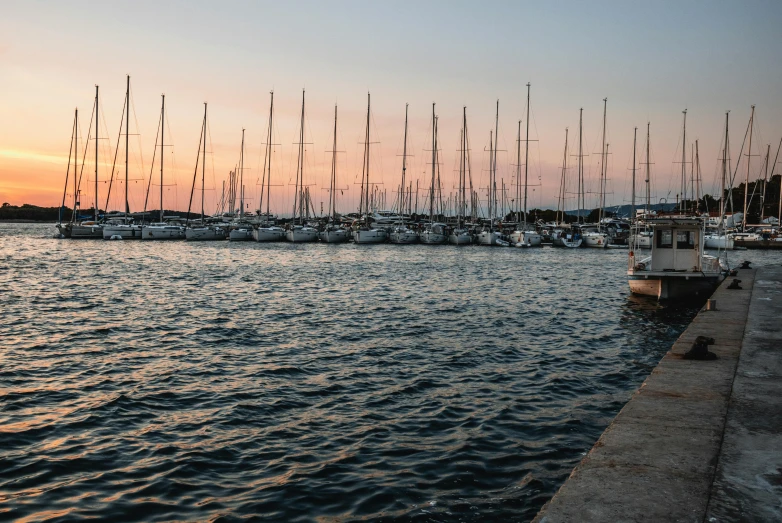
[533,265,782,522]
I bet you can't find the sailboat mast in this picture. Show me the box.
[239,128,245,221]
[330,104,338,220]
[401,103,409,222]
[430,103,436,223]
[125,76,130,220]
[721,113,728,221]
[558,128,568,224]
[761,143,770,223]
[645,122,651,214]
[599,98,607,226]
[524,82,531,228]
[515,120,521,223]
[160,94,165,223]
[267,91,274,217]
[695,140,701,213]
[681,109,687,212]
[298,90,306,224]
[743,105,755,229]
[94,85,99,222]
[73,109,79,222]
[578,108,583,224]
[202,103,207,222]
[493,100,499,227]
[363,93,371,221]
[631,127,637,223]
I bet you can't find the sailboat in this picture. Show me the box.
[420,104,447,244]
[103,76,144,239]
[319,104,350,243]
[582,98,611,248]
[254,91,285,242]
[510,83,541,247]
[704,112,736,250]
[353,93,388,244]
[287,89,319,242]
[228,129,255,241]
[185,103,226,240]
[143,94,185,240]
[56,108,80,239]
[629,122,654,249]
[477,100,505,246]
[389,104,419,244]
[449,106,472,245]
[71,85,105,239]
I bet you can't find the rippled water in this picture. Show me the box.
[1,223,730,522]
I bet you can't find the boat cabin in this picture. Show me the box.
[648,217,704,272]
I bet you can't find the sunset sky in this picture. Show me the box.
[2,0,781,217]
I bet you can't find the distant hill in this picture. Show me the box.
[565,202,678,218]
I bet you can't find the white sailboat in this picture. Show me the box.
[477,101,504,246]
[421,104,447,245]
[389,104,419,244]
[71,86,105,239]
[103,76,144,240]
[353,93,388,244]
[320,104,350,243]
[185,103,226,241]
[449,106,472,245]
[510,83,541,247]
[629,122,654,249]
[56,108,80,239]
[582,98,610,248]
[287,89,319,243]
[143,94,185,240]
[704,112,735,250]
[254,91,285,242]
[229,129,254,241]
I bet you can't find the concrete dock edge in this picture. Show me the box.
[533,267,769,522]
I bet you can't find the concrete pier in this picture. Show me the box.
[533,265,782,522]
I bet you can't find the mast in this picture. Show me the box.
[681,109,687,212]
[772,136,782,230]
[578,108,584,224]
[493,100,499,228]
[202,103,207,222]
[95,85,99,222]
[695,140,701,213]
[743,105,755,229]
[400,103,409,224]
[239,128,246,221]
[523,82,531,229]
[359,93,371,223]
[761,143,770,223]
[645,122,651,214]
[261,91,274,218]
[515,120,521,224]
[160,94,165,223]
[329,104,338,221]
[599,98,607,226]
[74,108,79,223]
[125,75,130,220]
[557,128,568,224]
[430,103,436,224]
[721,112,729,222]
[631,127,637,224]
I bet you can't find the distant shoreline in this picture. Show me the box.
[0,220,49,223]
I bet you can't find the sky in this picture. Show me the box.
[1,0,781,217]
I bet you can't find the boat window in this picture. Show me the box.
[656,229,673,248]
[677,231,695,249]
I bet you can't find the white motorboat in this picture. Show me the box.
[420,223,447,244]
[253,226,285,242]
[703,233,734,250]
[353,227,387,244]
[185,226,226,241]
[389,226,419,244]
[286,225,319,242]
[319,225,350,243]
[142,223,185,240]
[448,228,472,245]
[628,216,721,300]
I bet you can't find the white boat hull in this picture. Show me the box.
[71,224,103,239]
[582,232,610,248]
[229,229,254,241]
[353,229,387,244]
[185,227,226,241]
[477,231,502,246]
[286,228,319,242]
[319,229,350,243]
[704,235,734,250]
[253,227,285,242]
[509,231,542,247]
[102,225,142,240]
[628,273,721,300]
[142,226,185,240]
[629,234,653,249]
[448,231,472,245]
[389,229,419,244]
[420,231,446,244]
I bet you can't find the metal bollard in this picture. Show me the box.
[706,299,717,311]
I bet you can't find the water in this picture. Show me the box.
[1,223,742,522]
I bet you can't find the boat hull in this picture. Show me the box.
[185,227,226,241]
[582,232,610,248]
[448,232,472,245]
[389,230,419,244]
[420,231,446,244]
[628,273,721,300]
[353,229,387,244]
[476,231,502,246]
[142,226,185,240]
[229,229,254,241]
[286,229,319,242]
[253,227,285,241]
[103,225,143,240]
[509,231,542,247]
[319,229,350,243]
[70,224,103,239]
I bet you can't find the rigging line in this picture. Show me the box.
[186,105,206,227]
[75,97,97,211]
[60,113,76,216]
[142,110,163,218]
